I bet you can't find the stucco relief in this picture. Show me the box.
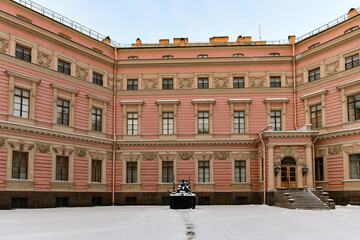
[143,79,158,89]
[121,153,141,161]
[142,152,157,160]
[286,75,304,87]
[276,146,302,164]
[0,38,9,53]
[75,148,87,157]
[177,152,193,160]
[107,78,114,89]
[249,77,265,87]
[178,78,193,88]
[159,152,176,161]
[116,152,122,161]
[89,151,106,160]
[214,151,230,160]
[328,145,343,155]
[36,143,50,153]
[38,52,52,68]
[76,66,88,80]
[53,146,73,156]
[214,77,229,88]
[0,138,6,148]
[250,152,258,160]
[326,61,339,76]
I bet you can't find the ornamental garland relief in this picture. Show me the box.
[286,75,304,87]
[38,52,52,68]
[214,151,230,160]
[177,152,193,160]
[142,152,158,160]
[249,152,258,160]
[75,148,87,157]
[214,77,229,88]
[0,38,9,53]
[249,76,265,87]
[143,79,158,89]
[36,143,50,153]
[328,145,343,156]
[326,61,339,76]
[0,138,6,148]
[76,66,88,80]
[178,78,193,88]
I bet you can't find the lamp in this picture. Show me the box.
[274,166,281,175]
[302,166,309,175]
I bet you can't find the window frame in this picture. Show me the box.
[126,161,138,183]
[91,159,102,183]
[315,157,324,181]
[197,54,208,58]
[162,112,174,135]
[234,111,245,134]
[13,87,30,118]
[127,79,138,90]
[350,154,360,179]
[270,110,282,131]
[308,68,321,82]
[162,55,174,59]
[91,107,102,132]
[57,59,71,75]
[162,161,174,183]
[11,151,28,180]
[270,76,281,88]
[235,160,246,183]
[198,111,209,134]
[162,78,174,90]
[56,155,69,181]
[233,53,244,58]
[198,161,210,183]
[127,112,138,135]
[345,54,359,70]
[92,72,103,86]
[310,104,322,129]
[233,77,244,88]
[198,78,209,89]
[347,93,360,122]
[56,98,70,126]
[15,44,31,62]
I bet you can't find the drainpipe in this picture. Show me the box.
[291,41,299,130]
[112,47,118,205]
[312,133,319,190]
[259,125,271,205]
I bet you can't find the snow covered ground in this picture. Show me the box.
[1,205,360,240]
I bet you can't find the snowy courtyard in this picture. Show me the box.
[1,205,360,240]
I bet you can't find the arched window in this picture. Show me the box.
[128,56,139,60]
[281,157,296,166]
[269,53,280,56]
[233,53,244,57]
[344,26,359,34]
[163,55,174,59]
[197,54,208,58]
[308,43,320,50]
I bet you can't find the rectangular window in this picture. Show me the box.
[198,78,209,89]
[162,112,174,134]
[348,94,360,121]
[234,111,245,133]
[15,45,31,62]
[91,160,102,182]
[308,68,320,82]
[198,161,210,183]
[162,161,174,183]
[127,79,138,90]
[233,77,244,88]
[270,110,281,131]
[12,151,28,179]
[310,104,322,129]
[14,88,29,118]
[127,113,138,135]
[198,111,209,134]
[350,154,360,179]
[235,160,246,183]
[57,99,69,125]
[345,54,359,70]
[315,157,324,181]
[270,77,281,88]
[127,162,137,183]
[92,108,102,132]
[56,156,69,181]
[93,73,103,86]
[162,79,173,89]
[58,60,71,75]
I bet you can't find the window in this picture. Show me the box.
[233,77,244,88]
[93,73,103,86]
[198,78,209,89]
[163,55,174,59]
[310,104,322,129]
[308,68,320,82]
[350,154,360,179]
[162,112,174,134]
[56,156,69,181]
[348,93,360,121]
[345,54,359,70]
[127,162,137,183]
[57,99,69,125]
[92,108,102,132]
[12,151,28,179]
[128,56,138,60]
[344,26,359,34]
[15,45,31,62]
[127,113,138,135]
[162,161,173,183]
[270,77,281,88]
[234,111,245,134]
[233,53,244,57]
[162,79,173,89]
[14,88,29,118]
[270,110,281,131]
[127,79,138,90]
[235,160,246,183]
[308,43,320,50]
[198,111,209,134]
[315,157,324,181]
[269,53,280,56]
[91,160,102,182]
[197,54,208,58]
[198,161,210,183]
[58,60,71,75]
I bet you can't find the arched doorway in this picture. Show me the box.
[281,157,297,189]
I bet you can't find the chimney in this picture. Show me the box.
[159,39,169,46]
[288,35,296,44]
[348,8,359,18]
[236,35,243,45]
[243,36,252,42]
[136,38,142,44]
[209,36,229,44]
[173,38,188,46]
[102,36,111,45]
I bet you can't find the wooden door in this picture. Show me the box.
[280,157,297,189]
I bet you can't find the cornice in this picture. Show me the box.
[51,83,79,94]
[336,78,360,89]
[228,99,253,104]
[263,98,290,103]
[5,69,41,83]
[191,99,216,104]
[300,89,328,100]
[120,100,144,105]
[86,93,110,103]
[117,139,256,147]
[262,131,318,139]
[155,100,180,105]
[317,127,360,141]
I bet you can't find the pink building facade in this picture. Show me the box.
[0,0,360,208]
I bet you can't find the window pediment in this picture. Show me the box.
[6,70,41,84]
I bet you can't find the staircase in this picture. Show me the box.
[288,190,330,210]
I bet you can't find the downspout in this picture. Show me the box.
[292,42,299,130]
[312,133,319,189]
[112,47,118,205]
[259,125,271,205]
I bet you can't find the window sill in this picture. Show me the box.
[195,182,214,192]
[122,135,141,140]
[8,115,35,125]
[53,123,74,133]
[121,183,141,192]
[343,120,360,130]
[231,182,252,192]
[159,134,177,140]
[51,181,74,191]
[157,183,173,192]
[87,182,107,192]
[5,179,35,191]
[195,134,213,140]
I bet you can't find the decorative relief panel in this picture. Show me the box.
[276,146,301,165]
[75,148,87,157]
[159,152,176,161]
[214,151,230,160]
[143,79,158,89]
[89,150,106,160]
[121,153,141,161]
[38,52,52,68]
[328,145,343,155]
[142,152,157,160]
[249,77,265,87]
[286,75,304,87]
[0,38,9,53]
[76,66,88,80]
[53,146,74,156]
[177,152,193,160]
[107,78,114,89]
[178,78,193,88]
[36,143,50,153]
[214,77,229,88]
[325,61,339,76]
[250,152,258,160]
[0,137,6,148]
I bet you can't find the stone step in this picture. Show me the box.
[286,190,330,210]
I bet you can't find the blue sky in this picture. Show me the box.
[31,0,360,45]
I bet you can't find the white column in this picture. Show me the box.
[305,144,314,189]
[267,145,275,190]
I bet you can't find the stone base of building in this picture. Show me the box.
[329,191,360,205]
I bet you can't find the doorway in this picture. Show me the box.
[281,157,297,189]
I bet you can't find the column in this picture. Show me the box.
[267,144,275,190]
[305,144,314,189]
